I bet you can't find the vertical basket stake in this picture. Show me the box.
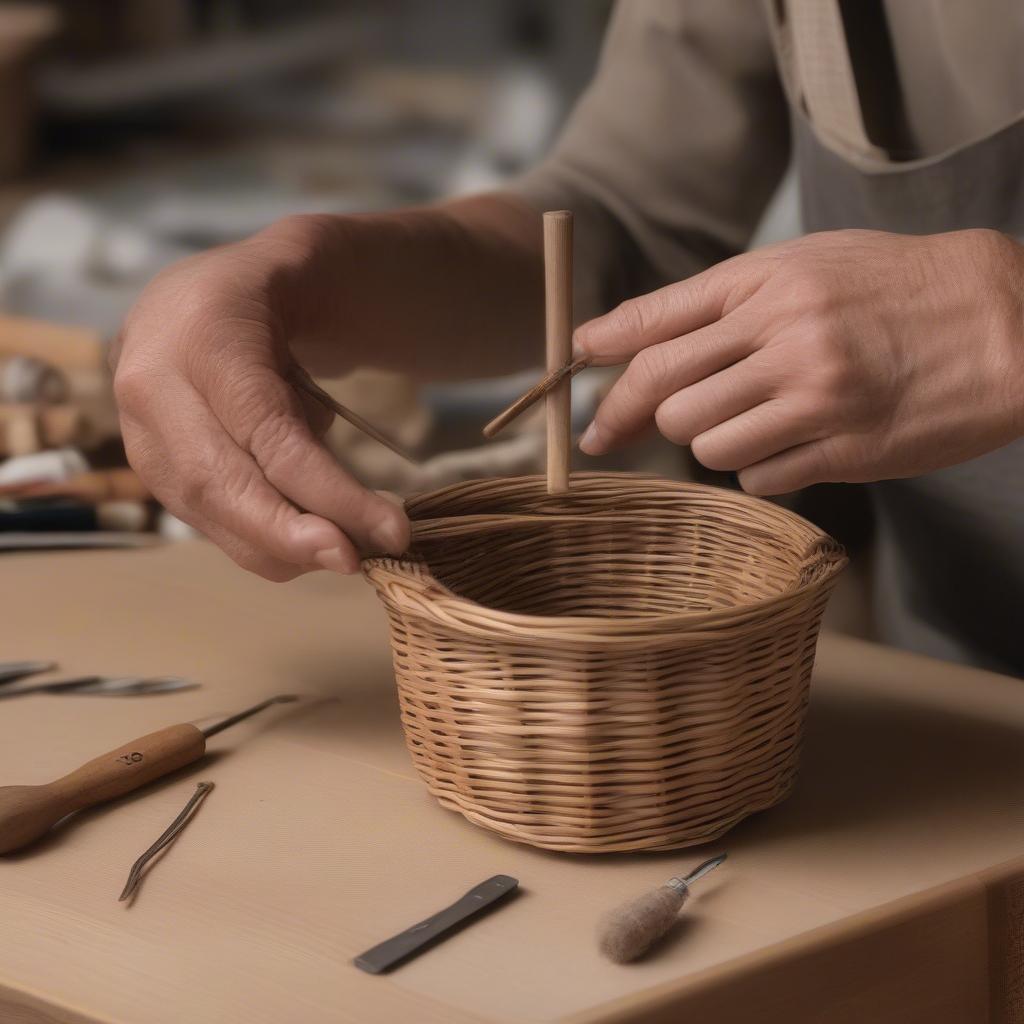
[543,210,573,494]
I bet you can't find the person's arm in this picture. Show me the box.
[114,0,788,582]
[509,0,791,319]
[280,193,545,379]
[519,3,1024,495]
[574,228,1024,494]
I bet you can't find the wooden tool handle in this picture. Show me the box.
[544,210,573,494]
[0,723,205,854]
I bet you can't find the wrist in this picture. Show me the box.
[252,208,470,375]
[241,193,542,381]
[248,214,357,370]
[991,231,1024,439]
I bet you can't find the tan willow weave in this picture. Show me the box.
[363,473,846,854]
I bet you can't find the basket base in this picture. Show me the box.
[428,773,799,855]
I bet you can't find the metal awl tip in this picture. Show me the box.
[200,694,299,738]
[681,852,727,887]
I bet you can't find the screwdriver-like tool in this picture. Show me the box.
[0,695,297,854]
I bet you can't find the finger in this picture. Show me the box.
[206,363,409,554]
[120,384,363,573]
[737,439,838,495]
[573,254,769,366]
[654,363,775,449]
[686,398,824,471]
[578,319,752,455]
[188,514,318,583]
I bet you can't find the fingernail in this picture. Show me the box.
[578,422,603,455]
[370,517,408,554]
[314,547,357,574]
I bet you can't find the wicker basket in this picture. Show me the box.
[364,472,846,854]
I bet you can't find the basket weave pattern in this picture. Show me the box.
[364,473,846,854]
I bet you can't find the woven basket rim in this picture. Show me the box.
[362,473,847,643]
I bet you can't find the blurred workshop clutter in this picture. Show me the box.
[0,0,612,549]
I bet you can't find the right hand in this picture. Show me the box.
[111,218,410,581]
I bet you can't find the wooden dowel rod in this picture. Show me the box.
[543,210,573,494]
[482,357,589,439]
[289,365,417,464]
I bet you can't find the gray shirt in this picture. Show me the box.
[512,0,1024,676]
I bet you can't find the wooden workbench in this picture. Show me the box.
[1,542,1021,1024]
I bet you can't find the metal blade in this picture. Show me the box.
[0,661,57,686]
[200,694,298,738]
[35,676,104,693]
[682,852,728,886]
[0,676,102,698]
[66,677,199,696]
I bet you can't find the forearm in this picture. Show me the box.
[258,191,544,380]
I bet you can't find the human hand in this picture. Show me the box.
[576,229,1024,493]
[112,217,410,581]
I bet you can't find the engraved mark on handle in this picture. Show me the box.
[117,752,144,765]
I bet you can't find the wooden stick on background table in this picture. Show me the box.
[544,210,573,494]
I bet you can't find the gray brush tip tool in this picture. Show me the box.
[597,853,727,963]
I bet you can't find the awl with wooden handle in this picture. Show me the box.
[0,695,296,854]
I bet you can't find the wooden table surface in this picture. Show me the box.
[1,542,1022,1024]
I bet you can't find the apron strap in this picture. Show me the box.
[772,0,887,161]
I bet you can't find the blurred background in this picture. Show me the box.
[1,0,831,608]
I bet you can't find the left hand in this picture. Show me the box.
[575,229,1024,494]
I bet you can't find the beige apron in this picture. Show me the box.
[769,0,1024,679]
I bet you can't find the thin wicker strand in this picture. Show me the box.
[290,365,416,463]
[482,358,589,439]
[119,782,214,902]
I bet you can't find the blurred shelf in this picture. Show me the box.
[37,12,375,115]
